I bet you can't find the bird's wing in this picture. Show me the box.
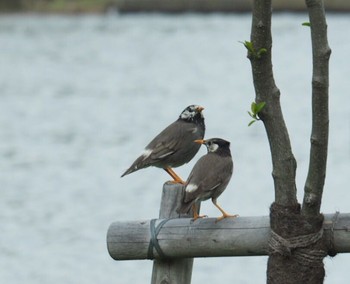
[149,140,178,161]
[183,179,223,203]
[144,121,187,162]
[183,155,223,201]
[184,152,233,202]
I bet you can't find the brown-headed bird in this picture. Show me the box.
[121,105,205,184]
[177,138,238,222]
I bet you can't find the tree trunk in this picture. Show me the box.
[267,203,326,283]
[248,0,330,283]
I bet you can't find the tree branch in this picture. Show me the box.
[249,0,297,206]
[302,0,331,216]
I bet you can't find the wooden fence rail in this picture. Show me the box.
[107,184,350,261]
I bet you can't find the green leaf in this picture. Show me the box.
[247,101,266,126]
[239,40,255,53]
[257,48,267,58]
[255,101,266,113]
[246,41,254,52]
[302,22,311,27]
[248,120,256,127]
[251,102,257,114]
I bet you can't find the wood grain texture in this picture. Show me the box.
[107,212,350,260]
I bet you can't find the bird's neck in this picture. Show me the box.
[212,147,231,157]
[178,116,204,126]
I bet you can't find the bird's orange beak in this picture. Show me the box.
[196,106,204,112]
[194,139,205,144]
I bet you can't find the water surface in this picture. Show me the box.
[0,13,349,283]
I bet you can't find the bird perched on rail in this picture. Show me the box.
[177,138,238,222]
[121,105,205,184]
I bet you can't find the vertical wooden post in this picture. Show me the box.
[150,182,194,284]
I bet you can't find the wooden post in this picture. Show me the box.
[151,182,193,284]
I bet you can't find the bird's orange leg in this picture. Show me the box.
[213,199,238,222]
[192,204,207,221]
[164,167,186,185]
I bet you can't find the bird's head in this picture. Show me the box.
[194,138,231,154]
[179,105,204,122]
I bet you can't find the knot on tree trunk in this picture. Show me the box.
[267,202,327,284]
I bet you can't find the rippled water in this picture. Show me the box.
[0,13,349,283]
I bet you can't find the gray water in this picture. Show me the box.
[0,13,349,283]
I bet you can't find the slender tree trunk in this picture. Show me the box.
[302,0,331,217]
[248,0,331,283]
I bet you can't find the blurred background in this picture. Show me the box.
[1,0,350,13]
[0,1,349,284]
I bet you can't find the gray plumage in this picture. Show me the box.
[178,138,235,220]
[121,105,205,181]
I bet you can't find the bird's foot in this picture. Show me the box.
[192,214,208,222]
[164,168,186,185]
[192,210,208,221]
[167,179,187,185]
[215,213,239,223]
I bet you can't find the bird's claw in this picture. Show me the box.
[167,180,187,186]
[215,214,239,223]
[192,214,208,221]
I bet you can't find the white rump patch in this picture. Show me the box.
[185,183,198,193]
[141,149,152,160]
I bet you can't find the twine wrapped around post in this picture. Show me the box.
[150,182,195,284]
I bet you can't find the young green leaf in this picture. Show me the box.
[247,101,266,126]
[248,120,256,127]
[257,48,267,58]
[302,22,311,27]
[255,101,266,113]
[240,40,255,54]
[251,102,257,114]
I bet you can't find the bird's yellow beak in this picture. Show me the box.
[194,139,205,144]
[196,106,204,112]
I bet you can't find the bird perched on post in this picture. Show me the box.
[177,138,238,222]
[121,105,205,184]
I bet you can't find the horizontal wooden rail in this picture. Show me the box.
[107,212,350,260]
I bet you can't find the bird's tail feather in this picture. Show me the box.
[121,167,135,177]
[177,201,194,214]
[121,162,141,177]
[121,156,148,177]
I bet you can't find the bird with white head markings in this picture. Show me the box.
[121,105,205,184]
[177,138,238,222]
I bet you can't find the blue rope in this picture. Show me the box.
[147,219,170,259]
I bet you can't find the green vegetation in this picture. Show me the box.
[1,0,116,13]
[240,40,267,59]
[248,101,266,126]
